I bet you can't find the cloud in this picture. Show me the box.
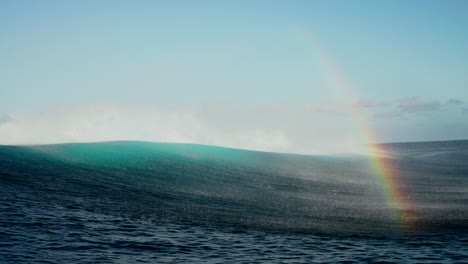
[373,111,402,119]
[352,99,391,109]
[397,97,440,113]
[447,99,464,105]
[306,101,348,116]
[0,114,13,126]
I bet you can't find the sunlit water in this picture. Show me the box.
[1,141,467,263]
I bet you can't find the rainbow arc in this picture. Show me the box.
[303,31,414,231]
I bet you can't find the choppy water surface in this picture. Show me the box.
[1,141,467,263]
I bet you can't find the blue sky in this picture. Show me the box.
[0,1,467,153]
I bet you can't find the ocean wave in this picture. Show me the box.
[1,141,467,235]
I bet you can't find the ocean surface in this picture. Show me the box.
[1,140,467,263]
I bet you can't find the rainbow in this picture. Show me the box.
[302,31,415,231]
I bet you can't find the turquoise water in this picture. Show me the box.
[1,141,467,263]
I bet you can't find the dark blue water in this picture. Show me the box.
[1,141,467,263]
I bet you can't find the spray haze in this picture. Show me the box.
[0,103,369,154]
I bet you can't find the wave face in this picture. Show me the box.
[1,140,468,263]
